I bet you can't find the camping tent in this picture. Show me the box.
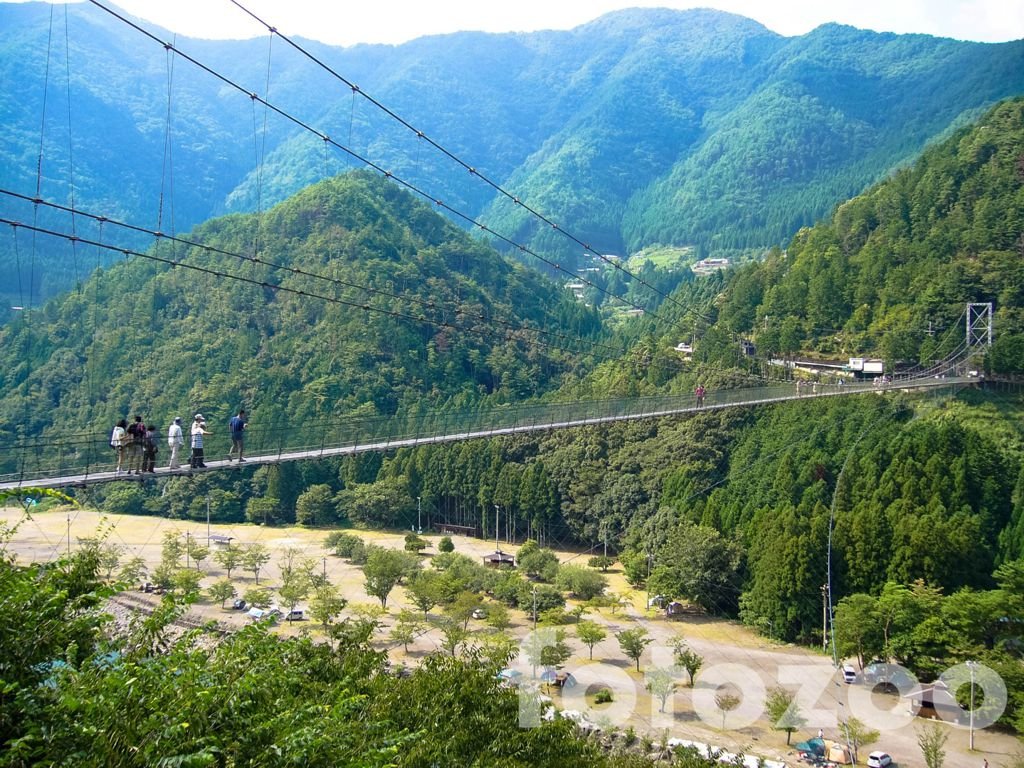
[794,738,852,765]
[823,741,853,764]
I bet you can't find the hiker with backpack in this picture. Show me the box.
[126,415,145,474]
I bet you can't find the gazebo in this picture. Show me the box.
[482,550,515,567]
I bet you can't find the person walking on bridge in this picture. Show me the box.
[190,414,209,469]
[695,384,706,407]
[110,418,128,475]
[167,417,184,469]
[227,409,247,463]
[126,414,145,474]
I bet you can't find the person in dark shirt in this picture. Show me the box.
[228,409,247,462]
[126,414,145,474]
[142,425,158,472]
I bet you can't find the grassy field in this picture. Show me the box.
[2,505,1015,767]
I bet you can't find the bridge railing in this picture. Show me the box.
[0,376,961,486]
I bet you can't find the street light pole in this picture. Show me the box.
[645,550,652,610]
[821,584,829,651]
[967,660,979,750]
[417,496,422,534]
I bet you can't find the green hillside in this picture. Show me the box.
[3,3,1024,308]
[713,98,1024,370]
[0,171,600,457]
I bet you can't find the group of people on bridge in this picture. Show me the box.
[109,409,247,474]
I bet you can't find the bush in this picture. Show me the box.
[593,688,614,704]
[555,565,608,600]
[296,484,336,526]
[516,582,564,617]
[324,532,362,559]
[438,536,455,553]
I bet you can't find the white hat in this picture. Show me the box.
[194,413,204,420]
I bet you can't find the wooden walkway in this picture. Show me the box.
[0,377,968,491]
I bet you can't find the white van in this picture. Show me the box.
[842,665,857,684]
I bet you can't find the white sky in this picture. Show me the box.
[31,0,1024,45]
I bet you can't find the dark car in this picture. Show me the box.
[232,598,246,610]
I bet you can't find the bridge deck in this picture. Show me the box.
[0,378,967,491]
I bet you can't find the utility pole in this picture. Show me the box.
[206,495,211,547]
[645,550,653,610]
[967,660,978,750]
[532,585,540,634]
[494,504,500,552]
[322,556,327,584]
[66,513,71,557]
[186,531,190,570]
[417,496,422,534]
[821,583,829,651]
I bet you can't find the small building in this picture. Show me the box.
[665,601,702,618]
[483,550,515,567]
[904,680,964,722]
[439,523,477,537]
[740,340,756,357]
[674,342,693,357]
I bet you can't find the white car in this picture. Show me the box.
[867,751,893,768]
[842,664,857,683]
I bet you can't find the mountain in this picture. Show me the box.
[0,171,599,459]
[2,3,1023,307]
[711,97,1024,371]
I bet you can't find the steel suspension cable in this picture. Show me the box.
[225,0,687,314]
[83,0,659,321]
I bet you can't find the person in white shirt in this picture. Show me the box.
[190,414,209,468]
[167,416,184,469]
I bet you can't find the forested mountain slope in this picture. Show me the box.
[0,171,599,455]
[713,98,1024,370]
[2,2,1023,307]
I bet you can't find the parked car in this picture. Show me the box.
[842,664,857,684]
[862,662,915,690]
[866,751,893,767]
[471,608,487,620]
[232,598,246,610]
[247,607,279,623]
[140,582,154,593]
[284,609,305,622]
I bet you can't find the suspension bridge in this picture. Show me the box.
[0,3,997,493]
[0,369,979,492]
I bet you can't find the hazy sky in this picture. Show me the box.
[38,0,1024,45]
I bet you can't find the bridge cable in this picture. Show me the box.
[226,0,686,315]
[0,193,628,364]
[0,217,649,374]
[1,190,711,379]
[83,0,660,321]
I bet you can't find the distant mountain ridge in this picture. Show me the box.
[1,2,1023,304]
